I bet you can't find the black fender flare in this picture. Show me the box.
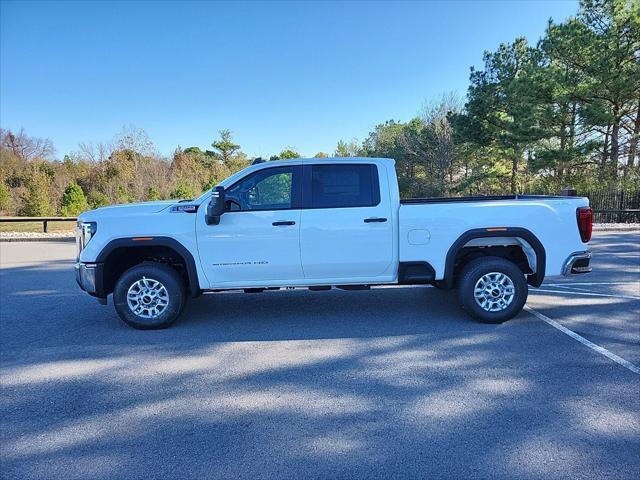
[443,227,545,288]
[96,236,201,297]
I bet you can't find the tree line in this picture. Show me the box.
[0,0,638,217]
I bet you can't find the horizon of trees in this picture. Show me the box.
[0,0,638,216]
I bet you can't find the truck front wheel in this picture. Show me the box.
[113,263,187,329]
[457,256,528,324]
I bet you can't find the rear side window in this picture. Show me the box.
[310,164,380,208]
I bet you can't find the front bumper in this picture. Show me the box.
[562,251,592,275]
[75,262,106,299]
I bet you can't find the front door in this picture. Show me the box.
[196,165,304,287]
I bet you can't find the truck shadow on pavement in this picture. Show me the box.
[1,260,639,479]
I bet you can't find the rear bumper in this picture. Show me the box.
[75,262,106,298]
[562,251,592,275]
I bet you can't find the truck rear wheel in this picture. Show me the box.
[113,263,186,329]
[457,256,527,324]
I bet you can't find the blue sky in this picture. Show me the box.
[1,0,579,159]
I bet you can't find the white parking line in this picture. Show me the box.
[525,306,640,375]
[531,288,640,300]
[546,284,615,294]
[544,282,638,287]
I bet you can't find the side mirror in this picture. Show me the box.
[205,186,225,225]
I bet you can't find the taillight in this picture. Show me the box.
[577,207,592,243]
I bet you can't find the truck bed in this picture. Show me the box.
[398,193,589,279]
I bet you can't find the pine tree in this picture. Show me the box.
[211,130,240,165]
[61,183,89,216]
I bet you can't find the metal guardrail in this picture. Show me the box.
[0,217,77,233]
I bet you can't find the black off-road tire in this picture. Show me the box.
[457,256,528,324]
[113,262,187,329]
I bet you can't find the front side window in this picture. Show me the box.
[311,164,379,208]
[226,167,294,211]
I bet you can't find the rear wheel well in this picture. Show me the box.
[102,246,190,296]
[444,229,545,289]
[453,245,531,285]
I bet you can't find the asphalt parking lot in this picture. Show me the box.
[1,232,639,480]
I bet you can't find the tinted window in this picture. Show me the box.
[226,167,293,211]
[311,164,379,208]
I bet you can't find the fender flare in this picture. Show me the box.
[96,236,201,297]
[443,227,545,288]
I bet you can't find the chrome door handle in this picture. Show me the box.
[272,221,296,226]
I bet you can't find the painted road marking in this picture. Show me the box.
[543,282,637,287]
[545,284,617,294]
[525,306,640,375]
[531,288,640,300]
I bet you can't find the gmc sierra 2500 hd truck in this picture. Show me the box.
[76,157,592,329]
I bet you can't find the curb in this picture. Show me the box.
[0,237,75,243]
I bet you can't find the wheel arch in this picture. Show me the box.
[96,237,201,298]
[443,227,545,289]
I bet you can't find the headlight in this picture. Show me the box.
[76,221,97,257]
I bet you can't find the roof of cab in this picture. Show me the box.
[305,156,393,163]
[216,157,393,188]
[270,157,394,167]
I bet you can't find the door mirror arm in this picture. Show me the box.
[206,186,226,225]
[225,198,241,211]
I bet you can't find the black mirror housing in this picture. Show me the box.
[205,186,225,225]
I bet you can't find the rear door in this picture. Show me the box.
[299,163,394,280]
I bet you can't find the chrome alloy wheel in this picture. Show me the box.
[126,277,169,319]
[473,272,516,312]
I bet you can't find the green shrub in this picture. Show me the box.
[87,191,110,209]
[146,186,161,200]
[0,183,9,213]
[202,175,220,192]
[21,171,55,216]
[115,185,134,204]
[170,182,195,200]
[61,183,90,216]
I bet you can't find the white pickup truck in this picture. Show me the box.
[76,157,593,329]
